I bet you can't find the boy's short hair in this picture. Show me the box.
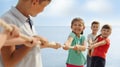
[91,21,100,26]
[102,24,112,30]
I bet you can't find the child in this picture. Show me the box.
[89,24,112,67]
[63,18,86,67]
[87,21,100,67]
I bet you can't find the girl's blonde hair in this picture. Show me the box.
[71,18,84,26]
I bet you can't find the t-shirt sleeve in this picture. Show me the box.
[87,34,92,41]
[105,38,110,45]
[81,35,86,43]
[79,35,86,45]
[69,32,76,38]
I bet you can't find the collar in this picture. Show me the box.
[10,6,28,22]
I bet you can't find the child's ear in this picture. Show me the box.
[100,29,102,32]
[71,25,72,29]
[83,26,85,30]
[32,0,39,5]
[91,26,92,29]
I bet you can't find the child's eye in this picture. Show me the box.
[73,24,77,26]
[78,24,82,26]
[93,26,95,28]
[107,30,110,32]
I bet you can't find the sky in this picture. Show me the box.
[0,0,120,26]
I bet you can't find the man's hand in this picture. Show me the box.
[4,25,20,39]
[24,37,41,47]
[33,35,49,46]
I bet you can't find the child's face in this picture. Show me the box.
[91,24,99,33]
[101,28,111,38]
[71,21,84,35]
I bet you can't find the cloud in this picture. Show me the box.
[41,0,114,17]
[85,18,120,27]
[83,0,113,14]
[35,0,118,26]
[41,0,75,16]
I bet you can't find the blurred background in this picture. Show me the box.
[0,0,120,67]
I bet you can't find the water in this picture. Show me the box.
[35,26,120,67]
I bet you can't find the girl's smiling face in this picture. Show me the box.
[71,21,84,36]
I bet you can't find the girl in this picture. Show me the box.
[63,18,86,67]
[89,24,112,67]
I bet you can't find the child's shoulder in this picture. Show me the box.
[105,38,110,44]
[69,32,76,37]
[80,35,85,39]
[81,35,85,37]
[87,33,93,37]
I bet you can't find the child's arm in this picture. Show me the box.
[89,40,106,49]
[73,41,87,51]
[88,38,93,45]
[79,41,87,51]
[63,36,74,50]
[88,37,98,45]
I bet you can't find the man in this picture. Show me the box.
[0,0,60,67]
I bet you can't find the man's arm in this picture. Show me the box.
[4,37,27,46]
[0,33,8,49]
[1,37,38,67]
[33,35,61,49]
[1,45,32,67]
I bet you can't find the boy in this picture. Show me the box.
[87,21,100,67]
